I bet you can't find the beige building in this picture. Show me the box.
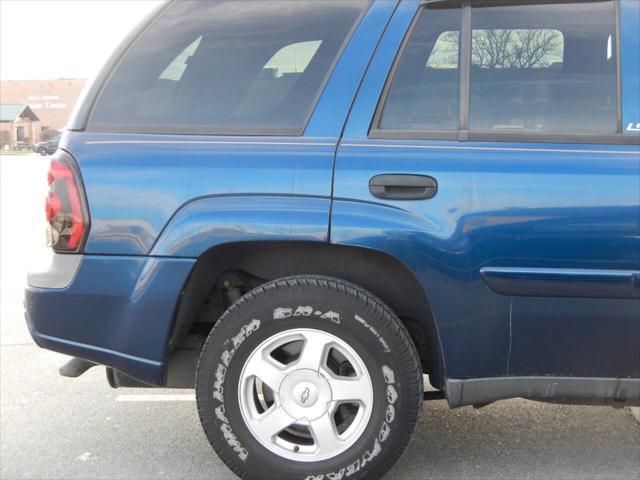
[0,104,40,148]
[0,79,86,144]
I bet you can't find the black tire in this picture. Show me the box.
[196,275,423,480]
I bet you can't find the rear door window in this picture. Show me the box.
[469,2,617,134]
[376,0,621,139]
[89,0,367,135]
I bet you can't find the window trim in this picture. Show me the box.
[84,0,371,138]
[614,0,623,133]
[370,0,639,145]
[459,1,471,136]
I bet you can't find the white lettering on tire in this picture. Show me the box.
[385,404,395,424]
[326,470,346,480]
[232,319,260,348]
[274,307,293,319]
[354,315,390,352]
[221,423,248,462]
[307,365,397,480]
[213,319,261,462]
[275,306,340,324]
[213,364,226,402]
[382,365,395,385]
[387,385,398,405]
[294,306,314,316]
[319,311,340,324]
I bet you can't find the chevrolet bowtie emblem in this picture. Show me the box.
[300,386,310,404]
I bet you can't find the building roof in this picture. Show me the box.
[0,104,39,122]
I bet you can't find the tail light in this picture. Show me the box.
[45,151,89,252]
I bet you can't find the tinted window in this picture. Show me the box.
[90,0,366,134]
[470,1,617,134]
[377,0,619,137]
[379,4,461,131]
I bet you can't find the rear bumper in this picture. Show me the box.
[25,253,195,385]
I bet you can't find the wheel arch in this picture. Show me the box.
[169,240,446,388]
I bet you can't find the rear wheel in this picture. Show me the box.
[196,276,423,480]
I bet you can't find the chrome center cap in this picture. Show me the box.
[279,369,332,420]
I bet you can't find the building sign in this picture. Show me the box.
[27,96,67,110]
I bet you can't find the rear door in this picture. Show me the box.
[331,0,640,381]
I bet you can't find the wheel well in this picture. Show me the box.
[169,241,445,388]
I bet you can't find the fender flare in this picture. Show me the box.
[150,195,331,257]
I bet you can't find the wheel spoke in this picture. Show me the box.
[250,405,296,441]
[328,374,372,407]
[309,412,343,455]
[295,331,332,371]
[244,354,287,393]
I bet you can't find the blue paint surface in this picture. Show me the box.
[26,0,640,385]
[26,255,195,384]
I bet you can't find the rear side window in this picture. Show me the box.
[90,0,367,135]
[377,0,620,138]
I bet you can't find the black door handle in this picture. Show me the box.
[369,174,438,200]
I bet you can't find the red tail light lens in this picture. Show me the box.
[45,192,61,221]
[45,151,89,252]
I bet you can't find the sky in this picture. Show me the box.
[0,0,163,81]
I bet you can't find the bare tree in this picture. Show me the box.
[508,29,563,68]
[473,29,562,69]
[472,29,515,68]
[440,28,563,69]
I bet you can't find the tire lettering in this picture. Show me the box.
[273,307,292,319]
[354,315,390,352]
[361,439,381,468]
[215,404,228,423]
[385,404,395,423]
[317,366,397,480]
[213,363,226,402]
[382,365,395,385]
[213,319,261,462]
[220,423,248,462]
[378,422,390,442]
[294,306,313,316]
[319,311,340,324]
[326,469,346,480]
[346,459,361,477]
[387,385,398,404]
[231,319,260,348]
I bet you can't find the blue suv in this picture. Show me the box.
[25,1,639,479]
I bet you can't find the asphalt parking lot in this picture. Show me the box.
[1,154,639,480]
